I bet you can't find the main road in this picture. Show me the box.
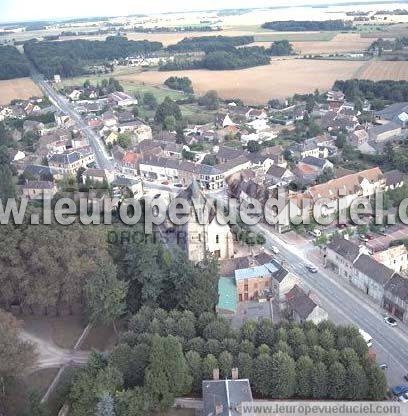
[256,224,408,386]
[28,63,114,170]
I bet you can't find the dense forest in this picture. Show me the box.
[164,76,194,93]
[262,20,353,31]
[166,35,254,52]
[160,46,270,71]
[333,79,408,103]
[24,36,163,77]
[67,308,387,416]
[0,46,31,80]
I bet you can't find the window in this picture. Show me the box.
[216,235,219,244]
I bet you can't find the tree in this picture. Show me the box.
[270,351,296,398]
[143,92,158,110]
[202,354,218,380]
[163,115,176,132]
[0,164,15,202]
[311,362,328,398]
[85,258,128,333]
[0,309,36,412]
[115,388,152,416]
[327,361,347,399]
[295,355,313,398]
[218,351,233,379]
[252,354,272,396]
[198,90,219,110]
[144,336,174,410]
[154,97,182,125]
[247,140,261,153]
[95,393,115,416]
[185,351,202,392]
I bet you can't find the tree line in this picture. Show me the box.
[166,35,254,52]
[67,308,387,415]
[24,36,163,78]
[0,46,31,80]
[164,76,194,93]
[262,20,353,31]
[334,79,408,104]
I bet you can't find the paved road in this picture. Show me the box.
[28,64,113,170]
[256,224,408,387]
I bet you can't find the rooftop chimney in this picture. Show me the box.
[213,368,219,380]
[231,368,239,380]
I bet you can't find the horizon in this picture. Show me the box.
[1,0,407,24]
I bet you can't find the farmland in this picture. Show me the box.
[0,77,42,105]
[356,60,408,81]
[115,59,364,104]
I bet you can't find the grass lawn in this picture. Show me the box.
[120,80,185,102]
[80,323,117,351]
[254,32,337,42]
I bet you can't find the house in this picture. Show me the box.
[118,121,152,143]
[235,263,274,302]
[23,164,64,181]
[22,181,57,200]
[105,131,119,146]
[285,285,328,324]
[68,89,82,101]
[217,277,238,318]
[174,181,234,262]
[48,149,95,174]
[55,113,75,128]
[108,91,138,107]
[261,145,287,167]
[325,238,371,279]
[376,102,408,128]
[202,378,253,416]
[300,156,333,172]
[248,108,268,120]
[8,149,26,162]
[102,111,118,128]
[112,176,143,199]
[351,254,394,303]
[266,165,294,188]
[383,274,408,323]
[83,168,115,184]
[301,167,385,215]
[368,122,402,143]
[373,245,408,273]
[23,120,45,136]
[349,129,369,147]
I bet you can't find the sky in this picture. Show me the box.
[0,0,403,23]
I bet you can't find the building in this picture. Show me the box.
[83,168,115,184]
[375,102,408,128]
[202,378,253,416]
[22,181,57,200]
[383,274,408,323]
[373,245,408,273]
[48,150,95,175]
[351,254,394,303]
[175,181,234,262]
[266,165,294,188]
[384,170,405,191]
[285,285,328,324]
[235,263,274,302]
[108,91,138,107]
[348,129,369,147]
[368,122,402,143]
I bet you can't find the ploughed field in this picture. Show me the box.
[0,77,42,105]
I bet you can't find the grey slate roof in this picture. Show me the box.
[202,379,253,416]
[287,285,317,320]
[327,238,361,263]
[384,170,405,187]
[384,274,408,302]
[267,165,287,178]
[301,156,327,169]
[369,121,401,136]
[354,254,394,286]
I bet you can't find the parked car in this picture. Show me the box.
[336,223,347,229]
[359,235,369,243]
[366,234,375,240]
[392,385,408,396]
[174,183,183,188]
[271,246,280,255]
[398,393,408,402]
[379,363,388,371]
[384,316,398,327]
[306,264,318,273]
[379,228,387,236]
[309,229,322,238]
[404,374,408,382]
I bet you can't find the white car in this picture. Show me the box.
[271,246,280,255]
[384,316,398,327]
[398,393,408,402]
